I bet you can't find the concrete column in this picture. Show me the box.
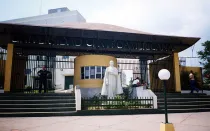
[173,52,181,92]
[4,44,14,92]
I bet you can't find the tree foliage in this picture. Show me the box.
[197,40,210,87]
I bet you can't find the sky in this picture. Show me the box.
[0,0,209,66]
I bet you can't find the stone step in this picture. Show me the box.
[0,111,78,117]
[0,96,75,100]
[0,107,76,112]
[158,104,210,109]
[0,93,76,117]
[158,101,210,105]
[0,93,73,96]
[155,93,206,95]
[0,103,76,108]
[0,99,75,104]
[158,108,210,113]
[157,95,210,98]
[158,98,210,102]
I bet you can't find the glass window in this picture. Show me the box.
[102,66,106,78]
[90,66,95,79]
[85,67,90,79]
[96,66,102,79]
[63,56,69,59]
[81,66,107,79]
[81,67,84,79]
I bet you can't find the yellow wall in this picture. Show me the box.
[0,60,5,74]
[149,56,175,92]
[173,52,181,92]
[4,44,14,92]
[0,60,5,87]
[74,55,117,88]
[149,53,181,93]
[180,66,202,88]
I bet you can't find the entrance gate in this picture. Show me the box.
[11,48,56,93]
[117,57,174,92]
[10,47,76,93]
[10,46,175,93]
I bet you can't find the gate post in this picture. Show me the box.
[4,43,14,92]
[173,52,181,92]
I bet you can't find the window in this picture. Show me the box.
[81,67,84,79]
[81,66,107,80]
[96,66,102,79]
[90,66,95,79]
[85,67,90,79]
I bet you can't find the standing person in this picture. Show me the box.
[189,70,199,93]
[37,66,51,93]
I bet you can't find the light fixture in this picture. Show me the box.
[158,69,170,80]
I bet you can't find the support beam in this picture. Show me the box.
[173,52,181,92]
[4,44,14,92]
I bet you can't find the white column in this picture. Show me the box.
[148,89,157,109]
[75,85,81,110]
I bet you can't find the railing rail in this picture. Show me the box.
[81,97,154,110]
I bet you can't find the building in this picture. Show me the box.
[0,7,200,97]
[0,22,200,95]
[1,7,86,25]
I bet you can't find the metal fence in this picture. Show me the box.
[81,97,154,110]
[0,49,7,90]
[10,48,75,93]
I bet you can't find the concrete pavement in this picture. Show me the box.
[0,112,210,131]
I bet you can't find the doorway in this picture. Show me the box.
[65,76,74,90]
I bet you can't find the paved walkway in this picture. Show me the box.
[0,112,210,131]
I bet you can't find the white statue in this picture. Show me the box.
[101,60,123,98]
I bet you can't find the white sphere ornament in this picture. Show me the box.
[158,69,170,80]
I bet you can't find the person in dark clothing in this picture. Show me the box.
[37,66,51,93]
[189,70,199,93]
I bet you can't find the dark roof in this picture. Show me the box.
[0,22,200,54]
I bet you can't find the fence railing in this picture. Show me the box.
[12,88,55,94]
[81,97,154,110]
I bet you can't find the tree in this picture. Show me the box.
[197,40,210,88]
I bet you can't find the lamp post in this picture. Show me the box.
[158,69,170,124]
